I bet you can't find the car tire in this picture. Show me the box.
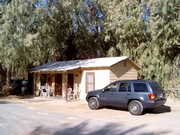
[128,100,143,115]
[88,97,100,110]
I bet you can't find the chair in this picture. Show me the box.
[62,92,65,99]
[73,87,78,100]
[46,85,51,98]
[39,86,47,98]
[67,88,73,100]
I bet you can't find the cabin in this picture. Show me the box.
[29,56,141,100]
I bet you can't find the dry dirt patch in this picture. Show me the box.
[1,96,180,123]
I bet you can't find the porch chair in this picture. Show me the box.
[46,84,51,98]
[67,87,73,100]
[73,87,78,100]
[62,92,65,99]
[39,86,47,98]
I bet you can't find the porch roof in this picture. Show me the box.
[29,56,141,73]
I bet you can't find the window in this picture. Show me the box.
[86,72,95,93]
[119,83,131,92]
[149,81,163,92]
[104,82,118,92]
[133,83,148,92]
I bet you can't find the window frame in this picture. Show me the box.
[118,82,131,92]
[104,82,119,92]
[133,82,149,92]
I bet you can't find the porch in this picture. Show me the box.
[32,70,84,101]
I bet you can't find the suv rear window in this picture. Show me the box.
[149,81,164,92]
[133,83,148,92]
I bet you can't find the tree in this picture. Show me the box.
[0,1,6,86]
[143,0,180,87]
[101,0,180,87]
[71,0,107,59]
[0,0,36,88]
[25,0,75,62]
[32,0,106,61]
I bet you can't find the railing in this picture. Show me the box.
[164,88,180,100]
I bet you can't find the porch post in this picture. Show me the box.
[65,71,68,101]
[33,73,36,96]
[34,73,40,96]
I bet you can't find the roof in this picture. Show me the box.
[114,79,156,83]
[29,56,141,73]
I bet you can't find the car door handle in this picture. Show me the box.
[111,93,114,95]
[127,94,131,95]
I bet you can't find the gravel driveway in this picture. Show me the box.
[2,96,180,135]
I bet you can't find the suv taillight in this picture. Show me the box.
[148,93,155,100]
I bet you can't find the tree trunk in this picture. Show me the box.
[2,66,12,96]
[0,64,6,85]
[6,66,12,86]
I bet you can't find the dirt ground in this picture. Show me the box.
[1,95,180,134]
[1,95,180,122]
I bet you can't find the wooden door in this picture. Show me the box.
[68,74,74,89]
[55,74,62,96]
[40,74,46,86]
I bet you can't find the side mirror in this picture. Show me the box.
[102,89,105,93]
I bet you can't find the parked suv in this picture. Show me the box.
[86,80,167,115]
[11,78,28,95]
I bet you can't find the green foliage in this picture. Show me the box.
[0,0,31,74]
[69,0,105,59]
[102,0,180,87]
[27,1,69,63]
[0,0,179,88]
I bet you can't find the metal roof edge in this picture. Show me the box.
[29,56,141,73]
[126,57,142,70]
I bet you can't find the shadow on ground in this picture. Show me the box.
[0,100,12,104]
[0,95,35,104]
[30,120,171,135]
[145,105,171,114]
[101,105,171,115]
[0,95,34,99]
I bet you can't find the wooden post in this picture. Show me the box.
[65,72,68,101]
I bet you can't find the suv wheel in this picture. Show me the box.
[128,100,143,115]
[88,97,100,110]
